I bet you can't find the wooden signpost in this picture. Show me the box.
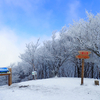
[0,68,12,86]
[76,51,91,85]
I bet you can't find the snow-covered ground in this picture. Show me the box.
[0,77,100,100]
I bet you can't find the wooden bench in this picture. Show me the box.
[0,68,12,86]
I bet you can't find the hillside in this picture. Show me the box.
[0,77,100,100]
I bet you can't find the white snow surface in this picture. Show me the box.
[0,77,100,100]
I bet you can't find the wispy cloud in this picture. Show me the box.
[69,1,80,19]
[66,0,81,23]
[0,0,53,33]
[3,0,45,14]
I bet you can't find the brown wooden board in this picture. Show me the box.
[78,51,91,55]
[0,72,11,76]
[76,55,89,59]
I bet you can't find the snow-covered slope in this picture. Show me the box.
[0,77,100,100]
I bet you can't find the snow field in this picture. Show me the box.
[0,77,100,100]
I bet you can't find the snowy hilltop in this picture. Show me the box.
[0,77,100,100]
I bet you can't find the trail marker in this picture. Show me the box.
[32,71,37,80]
[76,51,91,85]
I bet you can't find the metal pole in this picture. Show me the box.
[81,59,84,85]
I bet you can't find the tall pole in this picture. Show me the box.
[81,59,84,85]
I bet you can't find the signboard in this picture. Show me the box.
[76,51,91,59]
[76,51,91,85]
[0,68,12,86]
[78,51,91,55]
[0,67,9,73]
[32,71,37,75]
[76,55,89,59]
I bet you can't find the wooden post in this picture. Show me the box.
[81,59,84,85]
[76,51,91,85]
[0,68,12,86]
[94,80,99,85]
[8,68,12,86]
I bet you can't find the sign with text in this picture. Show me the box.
[76,55,90,59]
[78,51,91,55]
[76,50,91,85]
[76,51,91,59]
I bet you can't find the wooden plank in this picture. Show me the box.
[0,73,11,76]
[78,51,91,55]
[76,55,89,59]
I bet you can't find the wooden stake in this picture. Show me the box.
[8,68,12,86]
[81,59,84,85]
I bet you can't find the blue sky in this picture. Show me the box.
[0,0,100,66]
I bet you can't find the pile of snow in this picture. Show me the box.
[0,77,100,100]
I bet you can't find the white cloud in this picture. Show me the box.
[0,27,51,67]
[67,0,80,21]
[0,28,21,67]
